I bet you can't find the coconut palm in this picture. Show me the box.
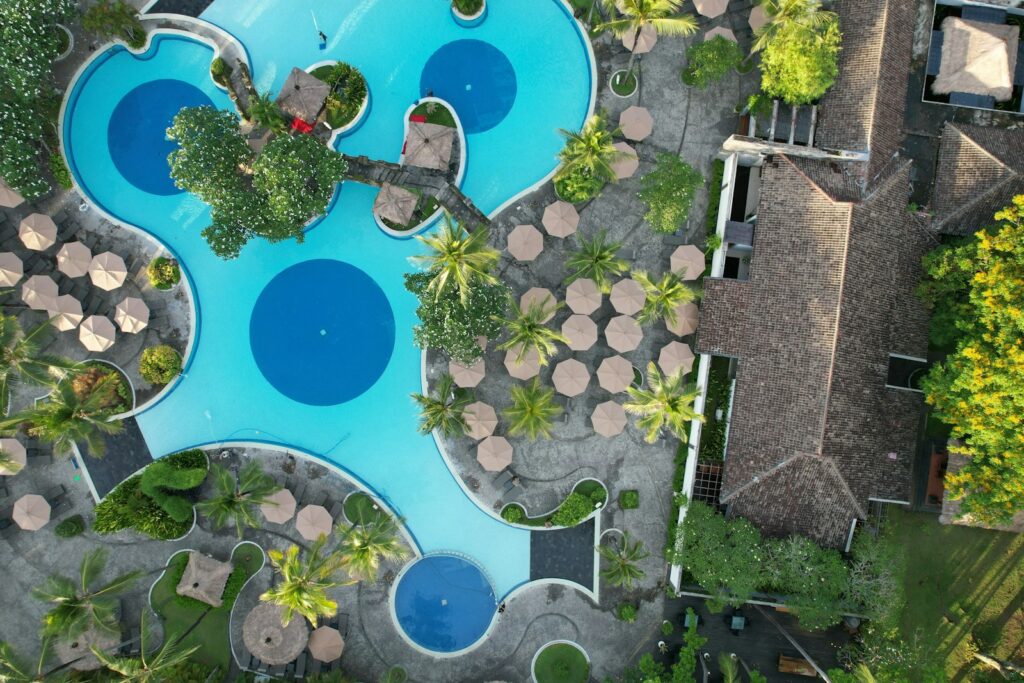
[247,91,287,132]
[0,315,77,414]
[411,373,472,437]
[0,373,124,457]
[497,299,567,367]
[719,653,740,683]
[0,447,23,474]
[751,0,837,53]
[92,613,199,683]
[260,536,350,626]
[632,270,697,326]
[336,514,410,583]
[33,549,142,640]
[411,213,500,305]
[555,113,623,184]
[196,461,280,538]
[564,230,629,292]
[624,362,703,443]
[596,531,649,589]
[0,638,59,682]
[504,377,563,440]
[597,0,698,76]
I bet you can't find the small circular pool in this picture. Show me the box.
[393,554,497,653]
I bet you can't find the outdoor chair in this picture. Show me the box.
[307,659,322,675]
[269,664,286,677]
[292,481,307,505]
[239,652,254,670]
[43,484,67,502]
[306,490,328,507]
[0,518,16,540]
[501,475,519,496]
[26,454,53,466]
[493,469,513,487]
[329,501,344,523]
[51,499,72,518]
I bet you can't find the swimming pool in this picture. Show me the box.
[62,0,593,653]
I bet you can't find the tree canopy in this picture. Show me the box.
[755,0,841,105]
[638,153,703,234]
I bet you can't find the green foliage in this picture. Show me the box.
[619,489,640,509]
[551,492,595,527]
[554,165,605,202]
[82,0,146,48]
[633,269,698,325]
[336,514,409,582]
[412,373,472,437]
[661,620,674,636]
[682,36,745,88]
[534,643,589,683]
[318,63,367,129]
[498,297,568,367]
[706,160,725,235]
[764,535,848,630]
[197,461,280,538]
[638,152,703,234]
[254,133,347,229]
[147,256,181,289]
[698,359,732,461]
[247,91,287,132]
[404,270,508,364]
[757,0,841,104]
[847,529,905,629]
[453,0,484,14]
[624,362,703,443]
[48,152,71,189]
[556,112,620,186]
[564,230,629,293]
[676,608,707,681]
[678,500,765,610]
[54,514,85,538]
[501,504,525,523]
[0,314,78,415]
[411,214,500,305]
[597,531,649,589]
[139,344,183,385]
[261,536,347,626]
[504,377,563,440]
[140,454,208,523]
[210,56,230,83]
[616,602,638,623]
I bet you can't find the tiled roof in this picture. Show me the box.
[697,156,930,547]
[932,123,1024,235]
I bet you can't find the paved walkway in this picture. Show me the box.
[77,417,153,499]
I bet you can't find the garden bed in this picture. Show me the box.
[501,480,607,527]
[533,642,589,683]
[343,491,386,525]
[80,361,134,414]
[310,62,368,130]
[697,356,732,462]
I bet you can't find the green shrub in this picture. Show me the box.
[54,514,85,538]
[164,448,207,470]
[551,492,594,527]
[94,475,192,539]
[619,489,640,509]
[220,562,250,607]
[759,16,841,105]
[682,36,745,89]
[616,602,638,623]
[210,56,231,86]
[638,153,703,234]
[764,536,848,630]
[319,63,367,129]
[554,166,604,203]
[453,0,484,14]
[79,363,132,412]
[501,504,525,524]
[49,152,72,189]
[706,158,724,235]
[139,345,183,385]
[661,620,674,636]
[140,458,207,523]
[147,256,181,290]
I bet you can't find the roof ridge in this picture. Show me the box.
[935,173,1020,231]
[946,122,1021,175]
[720,452,807,502]
[861,0,891,163]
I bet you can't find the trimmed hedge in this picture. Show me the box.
[139,345,183,385]
[147,256,180,290]
[140,454,207,523]
[54,514,85,538]
[619,490,640,510]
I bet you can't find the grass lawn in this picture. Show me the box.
[411,101,456,128]
[533,643,589,683]
[890,509,1024,680]
[150,544,263,671]
[344,492,386,525]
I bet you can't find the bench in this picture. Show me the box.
[778,654,816,677]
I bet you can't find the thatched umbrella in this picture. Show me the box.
[597,355,634,394]
[605,315,642,353]
[610,278,645,316]
[476,436,513,472]
[562,314,598,351]
[405,121,454,171]
[373,184,418,225]
[591,400,627,437]
[57,242,92,278]
[463,401,498,440]
[176,552,233,607]
[0,252,23,287]
[276,67,330,123]
[449,358,486,388]
[19,214,56,251]
[507,224,544,262]
[565,278,601,315]
[552,358,590,397]
[504,347,540,380]
[242,603,309,666]
[55,625,120,671]
[659,341,695,377]
[618,106,654,142]
[667,302,699,337]
[541,201,579,238]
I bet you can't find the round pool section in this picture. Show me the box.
[107,79,213,195]
[420,39,517,134]
[249,259,395,406]
[394,554,498,653]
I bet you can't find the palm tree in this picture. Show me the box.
[260,536,350,626]
[504,377,563,440]
[497,299,567,367]
[336,514,410,582]
[411,213,500,305]
[411,373,471,437]
[92,613,199,683]
[596,531,648,589]
[596,0,698,77]
[555,113,623,184]
[247,91,287,132]
[33,549,142,640]
[632,270,697,326]
[564,230,629,293]
[624,362,703,443]
[751,0,837,52]
[0,315,77,414]
[0,373,123,457]
[196,461,280,538]
[0,639,56,682]
[0,447,23,474]
[718,653,740,683]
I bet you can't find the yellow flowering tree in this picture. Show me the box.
[918,195,1024,524]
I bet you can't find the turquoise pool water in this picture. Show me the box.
[63,0,592,649]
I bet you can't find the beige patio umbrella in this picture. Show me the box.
[705,26,737,43]
[57,241,93,278]
[13,493,50,530]
[295,504,332,541]
[667,302,700,337]
[605,315,643,353]
[622,23,657,53]
[591,400,627,437]
[49,294,84,332]
[114,296,150,334]
[243,603,309,666]
[670,245,705,280]
[463,401,498,440]
[520,287,556,322]
[373,183,418,226]
[541,201,579,238]
[19,213,57,251]
[565,278,602,315]
[0,252,23,287]
[507,224,544,262]
[55,624,120,671]
[610,142,639,180]
[598,355,635,394]
[659,341,695,376]
[562,314,598,351]
[749,4,768,32]
[21,274,58,311]
[694,0,728,18]
[618,106,654,142]
[308,626,345,662]
[476,435,513,472]
[176,552,233,607]
[260,488,297,524]
[0,177,24,208]
[79,315,116,352]
[0,438,26,476]
[405,121,454,171]
[449,358,486,388]
[552,358,590,397]
[610,278,646,316]
[89,252,128,291]
[504,346,540,380]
